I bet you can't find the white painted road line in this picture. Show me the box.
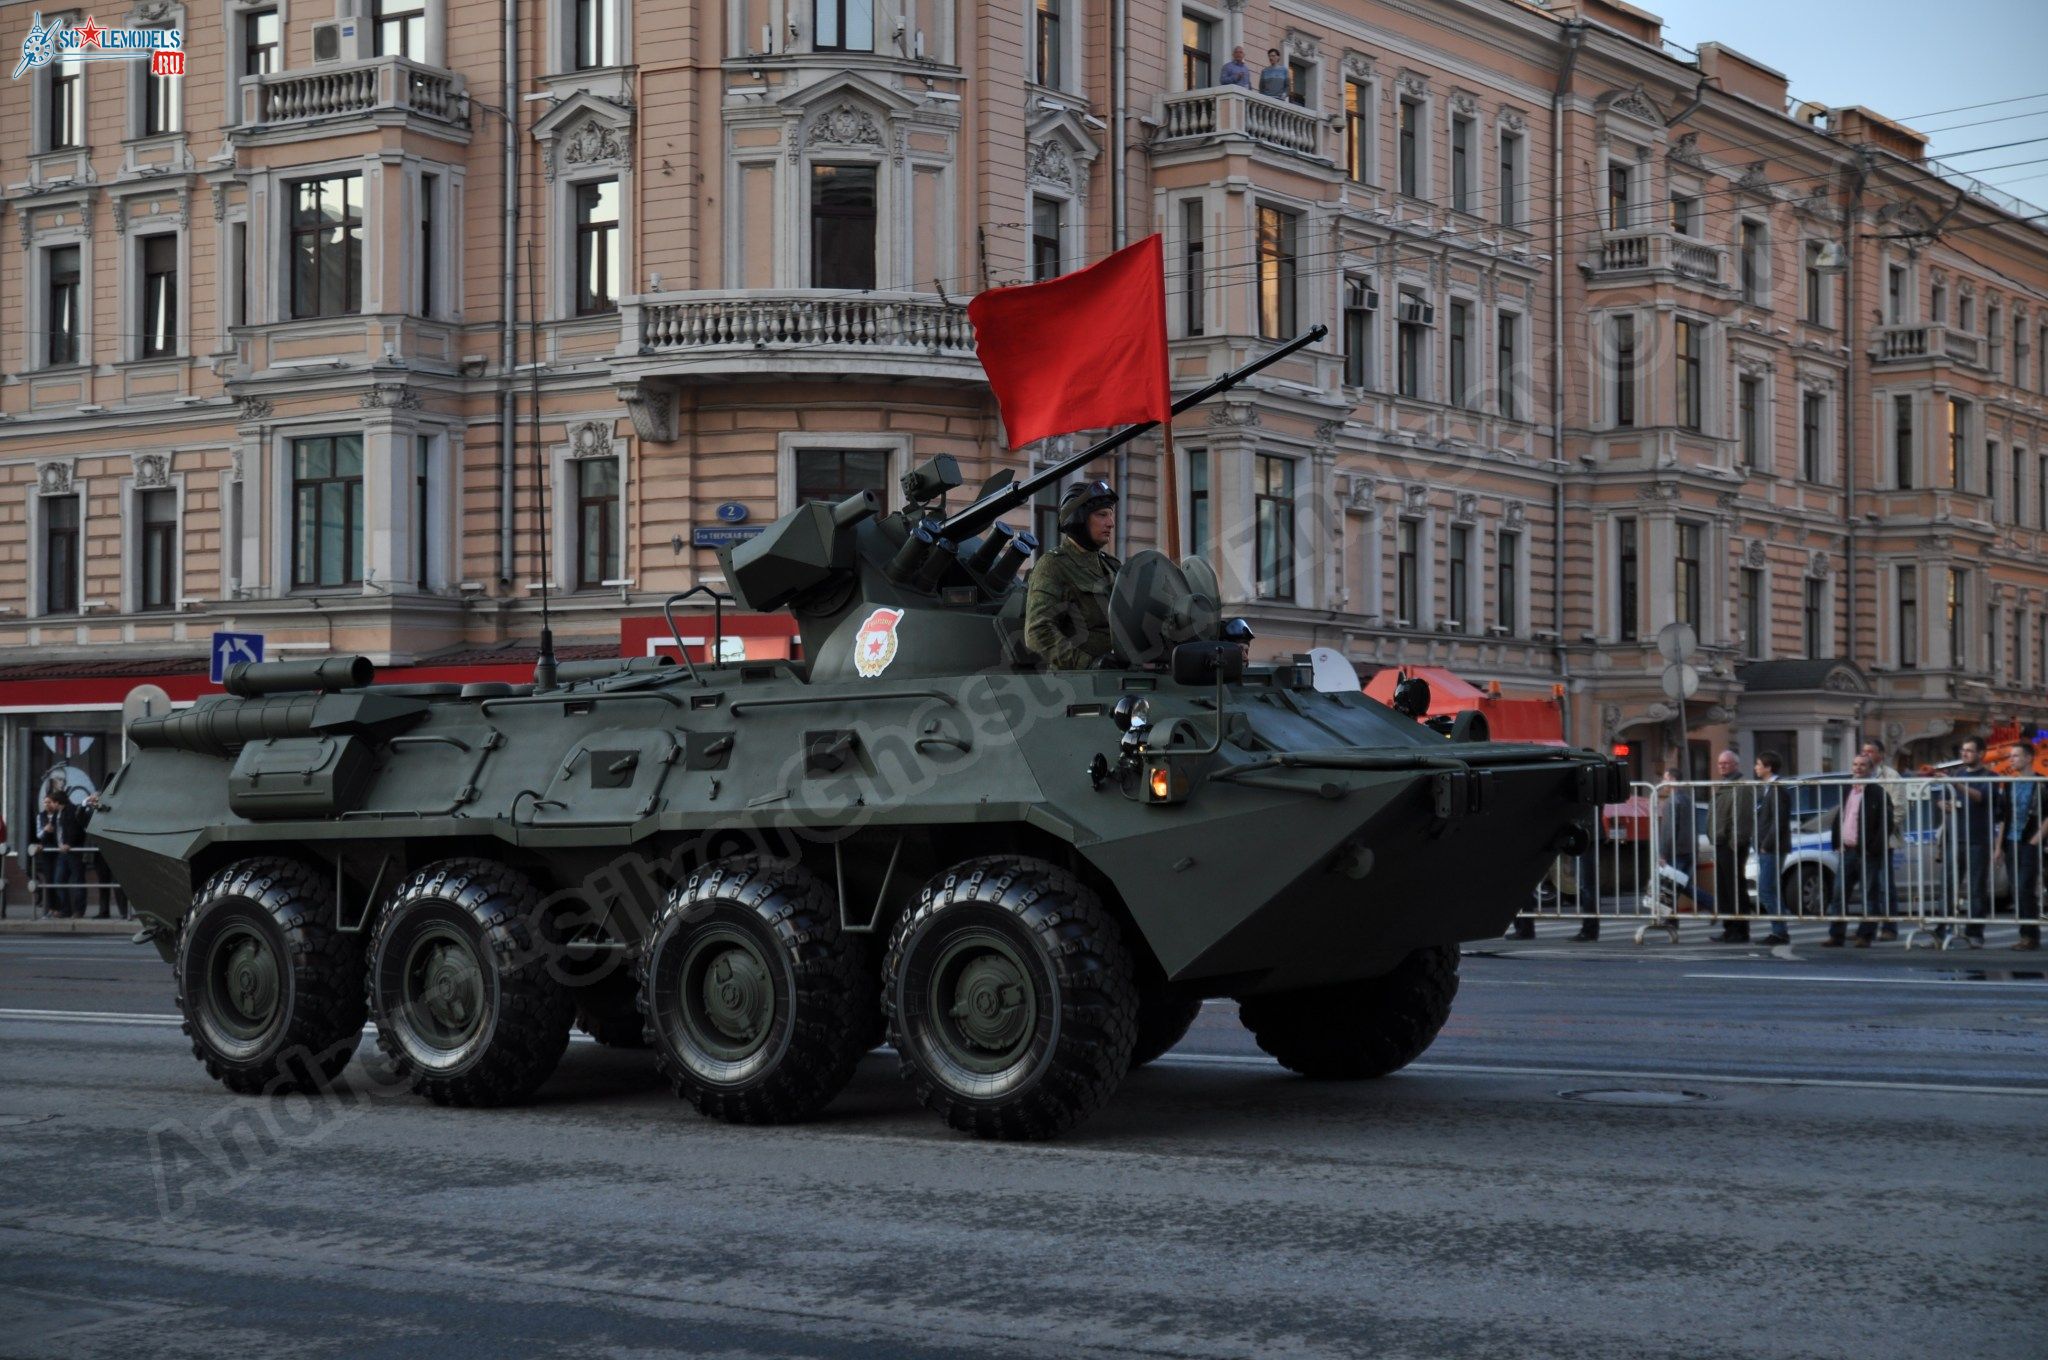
[1152,1052,2048,1098]
[8,1007,2043,1098]
[1684,972,2048,989]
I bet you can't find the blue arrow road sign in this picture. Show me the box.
[210,631,265,684]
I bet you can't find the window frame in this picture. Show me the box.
[287,172,365,321]
[1449,113,1474,215]
[573,454,622,591]
[573,177,622,316]
[814,0,876,53]
[573,0,621,71]
[1675,317,1704,433]
[1497,128,1522,229]
[1254,453,1297,603]
[1611,314,1636,428]
[1179,9,1215,92]
[808,161,878,291]
[1397,96,1423,199]
[1897,563,1918,669]
[1615,517,1639,642]
[1447,299,1472,409]
[1030,195,1064,283]
[1738,373,1762,471]
[372,0,427,60]
[139,232,180,360]
[45,243,84,368]
[1496,309,1520,420]
[1343,275,1375,388]
[1675,520,1703,633]
[45,45,85,151]
[41,492,82,616]
[137,486,179,613]
[1803,577,1825,659]
[1740,565,1764,661]
[1396,517,1420,626]
[1344,78,1373,184]
[1185,447,1210,559]
[1496,527,1521,635]
[242,7,281,76]
[1032,0,1064,89]
[1255,203,1298,341]
[1800,390,1824,483]
[136,24,183,137]
[1180,198,1205,337]
[1446,522,1471,628]
[1893,394,1916,489]
[288,433,366,590]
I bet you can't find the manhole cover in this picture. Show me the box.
[0,1114,58,1129]
[1558,1088,1709,1107]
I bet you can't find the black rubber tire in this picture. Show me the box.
[885,855,1137,1140]
[1237,945,1460,1080]
[574,967,650,1049]
[1130,985,1203,1069]
[174,857,366,1095]
[367,858,574,1106]
[639,856,866,1124]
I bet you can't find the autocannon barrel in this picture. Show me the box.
[128,694,322,756]
[223,656,374,697]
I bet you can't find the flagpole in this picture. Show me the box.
[1160,419,1181,561]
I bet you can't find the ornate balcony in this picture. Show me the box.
[1589,229,1725,287]
[616,290,983,387]
[239,57,467,132]
[1154,88,1328,162]
[1874,323,1985,368]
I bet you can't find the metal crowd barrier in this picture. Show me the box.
[1524,773,2048,949]
[5,846,129,920]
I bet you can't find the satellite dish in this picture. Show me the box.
[1307,647,1361,694]
[1108,551,1218,666]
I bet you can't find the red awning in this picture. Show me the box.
[1362,665,1566,746]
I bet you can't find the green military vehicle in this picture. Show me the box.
[91,333,1623,1139]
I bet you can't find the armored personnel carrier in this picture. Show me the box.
[91,334,1623,1139]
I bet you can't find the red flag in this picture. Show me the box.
[967,235,1170,450]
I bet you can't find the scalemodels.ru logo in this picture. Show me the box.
[13,11,185,81]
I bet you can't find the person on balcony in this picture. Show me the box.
[1220,46,1251,89]
[1257,49,1290,100]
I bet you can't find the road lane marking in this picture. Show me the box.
[1684,972,2048,989]
[1151,1052,2048,1097]
[8,1008,2042,1098]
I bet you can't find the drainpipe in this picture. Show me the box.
[1843,147,1872,671]
[1664,77,1710,130]
[497,0,520,585]
[1550,20,1586,743]
[1111,0,1126,249]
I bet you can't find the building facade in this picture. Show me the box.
[4,0,2047,856]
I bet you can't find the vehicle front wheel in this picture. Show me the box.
[175,857,366,1094]
[367,859,574,1106]
[886,856,1137,1139]
[1237,945,1459,1079]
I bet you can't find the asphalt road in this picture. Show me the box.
[1,929,2043,1360]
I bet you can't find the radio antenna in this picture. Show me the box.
[526,237,556,690]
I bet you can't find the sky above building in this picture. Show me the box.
[1652,0,2048,207]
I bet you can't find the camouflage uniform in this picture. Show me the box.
[1024,537,1121,669]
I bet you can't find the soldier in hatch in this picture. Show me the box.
[1024,479,1125,669]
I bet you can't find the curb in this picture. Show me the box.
[0,918,138,936]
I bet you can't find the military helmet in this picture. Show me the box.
[1058,479,1118,540]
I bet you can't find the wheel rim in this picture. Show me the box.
[396,923,490,1060]
[925,927,1040,1076]
[204,922,282,1047]
[678,925,776,1063]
